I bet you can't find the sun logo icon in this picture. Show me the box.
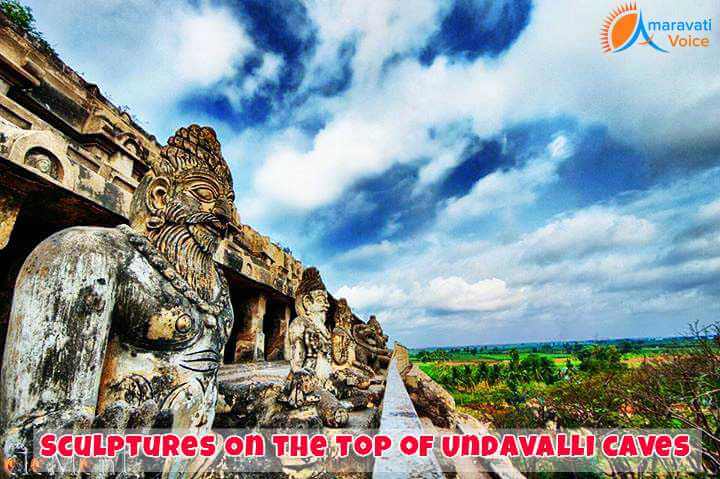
[601,3,667,53]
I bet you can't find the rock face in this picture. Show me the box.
[395,344,457,429]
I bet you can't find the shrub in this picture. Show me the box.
[0,1,53,53]
[576,345,625,374]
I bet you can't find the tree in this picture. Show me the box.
[621,323,720,473]
[1,0,34,32]
[487,363,502,386]
[618,339,638,354]
[416,348,449,362]
[576,345,625,374]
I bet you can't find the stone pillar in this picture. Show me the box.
[254,332,265,361]
[266,303,291,361]
[282,305,291,361]
[0,188,22,250]
[233,293,266,362]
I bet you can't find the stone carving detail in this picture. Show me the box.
[280,267,349,427]
[330,299,374,393]
[24,147,62,180]
[331,299,353,365]
[0,124,237,473]
[353,314,392,373]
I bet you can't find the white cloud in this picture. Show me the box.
[336,283,408,310]
[494,0,720,155]
[168,7,252,86]
[420,276,523,312]
[334,240,399,264]
[249,0,718,213]
[26,0,255,134]
[698,198,720,223]
[234,53,284,99]
[306,0,449,87]
[518,207,656,262]
[254,56,511,209]
[337,275,521,313]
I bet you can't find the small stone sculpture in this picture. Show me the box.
[353,315,392,373]
[330,299,374,396]
[281,267,348,427]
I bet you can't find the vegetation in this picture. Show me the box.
[413,325,720,473]
[576,344,624,373]
[0,1,53,53]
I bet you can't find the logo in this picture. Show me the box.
[601,3,712,53]
[601,3,666,52]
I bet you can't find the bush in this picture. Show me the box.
[576,345,625,374]
[621,323,720,473]
[416,348,450,362]
[546,323,720,472]
[0,1,53,53]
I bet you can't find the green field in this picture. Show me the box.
[410,336,694,366]
[414,348,668,371]
[407,334,716,433]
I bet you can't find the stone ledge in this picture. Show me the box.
[373,355,444,478]
[454,420,526,479]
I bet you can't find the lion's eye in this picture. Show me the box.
[191,187,215,202]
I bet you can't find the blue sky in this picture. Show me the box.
[26,0,720,347]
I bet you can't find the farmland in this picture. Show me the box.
[408,329,720,472]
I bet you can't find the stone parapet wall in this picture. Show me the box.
[373,351,444,478]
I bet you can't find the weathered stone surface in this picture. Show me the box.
[456,416,526,479]
[0,187,21,249]
[217,360,290,384]
[215,379,283,428]
[317,389,349,428]
[265,303,290,361]
[353,315,391,374]
[395,344,457,429]
[374,355,444,478]
[329,298,378,402]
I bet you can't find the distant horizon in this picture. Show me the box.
[408,330,703,351]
